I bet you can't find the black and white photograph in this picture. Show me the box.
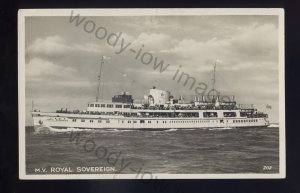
[18,8,285,179]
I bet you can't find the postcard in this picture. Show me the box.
[18,8,285,179]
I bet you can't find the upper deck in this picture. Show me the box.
[52,87,268,119]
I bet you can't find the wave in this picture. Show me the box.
[33,126,140,134]
[51,127,95,132]
[149,128,196,132]
[33,127,198,134]
[268,123,279,128]
[105,129,135,133]
[165,128,178,132]
[208,127,234,131]
[34,126,94,134]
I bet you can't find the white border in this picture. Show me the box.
[18,8,285,180]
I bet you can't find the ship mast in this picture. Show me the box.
[96,56,104,102]
[212,60,217,98]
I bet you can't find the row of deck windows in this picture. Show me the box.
[233,119,258,123]
[71,119,259,124]
[74,119,110,123]
[83,111,248,119]
[170,120,211,123]
[87,105,243,118]
[88,104,131,108]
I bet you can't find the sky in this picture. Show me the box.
[25,14,280,125]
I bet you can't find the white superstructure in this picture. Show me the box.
[31,57,269,130]
[32,87,269,129]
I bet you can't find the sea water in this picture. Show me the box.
[25,125,279,174]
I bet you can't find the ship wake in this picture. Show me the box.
[208,127,234,131]
[268,123,279,128]
[34,126,94,134]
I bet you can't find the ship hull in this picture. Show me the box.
[32,112,270,130]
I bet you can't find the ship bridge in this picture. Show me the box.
[87,102,132,113]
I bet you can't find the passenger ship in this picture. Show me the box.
[32,58,269,130]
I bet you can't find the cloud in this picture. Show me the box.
[24,16,280,124]
[230,23,278,58]
[27,36,72,56]
[132,33,176,51]
[74,43,103,53]
[26,57,76,80]
[27,35,103,57]
[159,22,278,73]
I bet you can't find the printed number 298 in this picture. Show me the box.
[263,166,272,171]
